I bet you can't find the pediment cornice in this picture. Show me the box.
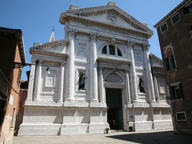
[30,49,68,58]
[30,40,68,50]
[60,5,153,38]
[66,16,151,39]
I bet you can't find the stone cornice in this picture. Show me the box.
[30,49,68,58]
[60,4,153,38]
[154,0,190,28]
[149,53,163,64]
[30,40,68,50]
[151,66,164,70]
[97,56,130,65]
[67,16,151,39]
[0,27,26,63]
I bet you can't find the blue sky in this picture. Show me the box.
[0,0,183,80]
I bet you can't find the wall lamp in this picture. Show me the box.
[13,62,50,73]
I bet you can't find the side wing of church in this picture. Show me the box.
[18,2,172,135]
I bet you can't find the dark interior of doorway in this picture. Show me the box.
[106,88,123,130]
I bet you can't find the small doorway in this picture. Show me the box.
[106,88,123,130]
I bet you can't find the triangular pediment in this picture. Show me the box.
[60,3,153,38]
[30,40,68,57]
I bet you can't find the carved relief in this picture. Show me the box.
[135,52,142,63]
[105,73,123,83]
[77,43,87,57]
[107,13,117,23]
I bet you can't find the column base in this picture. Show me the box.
[90,100,100,107]
[133,99,140,103]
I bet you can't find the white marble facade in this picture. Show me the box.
[18,1,172,136]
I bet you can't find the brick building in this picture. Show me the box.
[154,0,192,135]
[0,27,26,144]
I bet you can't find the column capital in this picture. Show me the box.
[38,59,44,64]
[143,44,150,51]
[31,58,37,64]
[60,62,65,67]
[90,33,99,41]
[68,29,78,37]
[127,40,135,46]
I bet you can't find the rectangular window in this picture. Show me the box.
[169,83,183,100]
[171,13,180,24]
[165,55,176,71]
[160,23,168,32]
[176,112,187,121]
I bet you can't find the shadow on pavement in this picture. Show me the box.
[107,131,192,144]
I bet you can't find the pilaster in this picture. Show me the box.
[58,62,65,102]
[125,70,131,104]
[153,75,160,102]
[66,29,77,101]
[99,66,106,106]
[27,58,36,101]
[90,33,99,104]
[127,41,138,102]
[143,44,155,103]
[34,59,43,101]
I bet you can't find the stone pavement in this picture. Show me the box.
[13,130,192,144]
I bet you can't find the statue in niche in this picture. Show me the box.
[79,73,86,90]
[139,78,145,93]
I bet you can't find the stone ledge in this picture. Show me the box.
[151,103,171,108]
[25,101,63,107]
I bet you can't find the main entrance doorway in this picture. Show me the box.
[106,88,123,130]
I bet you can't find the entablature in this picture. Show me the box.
[97,56,130,65]
[64,15,151,39]
[67,23,149,45]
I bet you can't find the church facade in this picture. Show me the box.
[18,2,172,135]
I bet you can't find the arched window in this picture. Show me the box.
[109,45,115,55]
[165,47,176,71]
[102,46,107,54]
[101,44,123,57]
[117,48,122,56]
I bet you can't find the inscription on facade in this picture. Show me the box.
[45,71,55,87]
